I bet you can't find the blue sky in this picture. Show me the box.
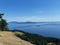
[0,0,60,22]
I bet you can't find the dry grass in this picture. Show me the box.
[0,31,34,45]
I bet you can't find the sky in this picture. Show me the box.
[0,0,60,22]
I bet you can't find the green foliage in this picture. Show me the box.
[47,42,56,45]
[14,30,60,45]
[0,19,9,31]
[0,13,9,31]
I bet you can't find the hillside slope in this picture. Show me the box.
[13,30,60,45]
[0,31,33,45]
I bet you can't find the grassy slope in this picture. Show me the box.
[0,31,33,45]
[0,30,59,45]
[13,30,60,45]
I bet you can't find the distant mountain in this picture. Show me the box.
[8,21,37,24]
[8,21,21,24]
[8,21,60,25]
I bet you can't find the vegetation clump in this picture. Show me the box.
[0,13,9,31]
[14,30,60,45]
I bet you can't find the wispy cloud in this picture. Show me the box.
[7,16,60,22]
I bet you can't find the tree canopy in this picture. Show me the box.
[0,13,8,31]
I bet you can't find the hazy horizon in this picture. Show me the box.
[8,20,60,22]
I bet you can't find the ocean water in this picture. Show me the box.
[8,22,60,38]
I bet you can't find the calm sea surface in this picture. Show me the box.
[8,22,60,38]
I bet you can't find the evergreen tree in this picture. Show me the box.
[0,13,9,31]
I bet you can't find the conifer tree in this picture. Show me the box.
[0,13,8,31]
